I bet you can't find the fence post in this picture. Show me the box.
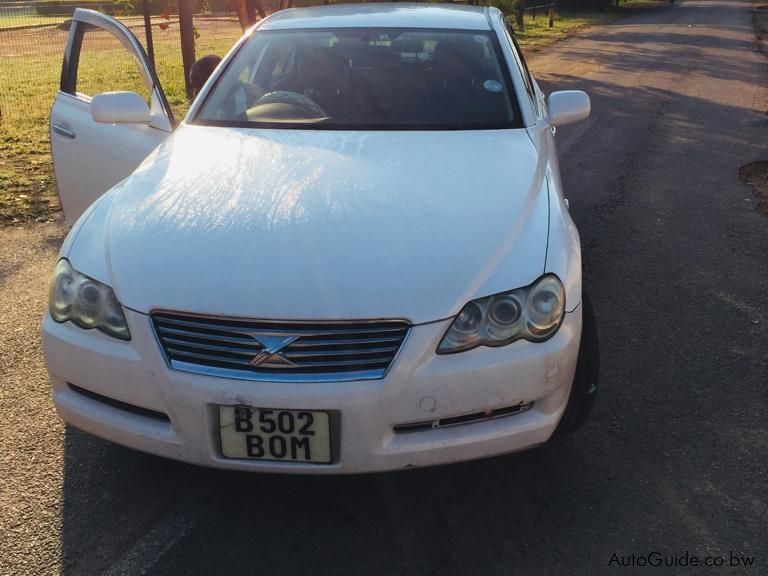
[516,0,525,32]
[142,0,155,70]
[548,5,555,27]
[178,0,196,99]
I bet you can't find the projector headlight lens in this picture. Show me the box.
[437,274,565,354]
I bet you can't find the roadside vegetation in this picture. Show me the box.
[511,0,662,47]
[1,0,663,225]
[740,162,768,217]
[744,1,768,217]
[754,0,768,51]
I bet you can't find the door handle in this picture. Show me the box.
[52,123,76,139]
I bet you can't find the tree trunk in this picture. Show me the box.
[236,0,266,32]
[178,0,196,98]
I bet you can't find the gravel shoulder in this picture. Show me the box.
[0,224,67,574]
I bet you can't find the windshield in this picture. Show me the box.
[194,28,521,130]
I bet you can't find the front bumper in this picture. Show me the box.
[42,306,582,474]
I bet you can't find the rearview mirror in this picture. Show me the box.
[91,91,152,124]
[548,91,591,127]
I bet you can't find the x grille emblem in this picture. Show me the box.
[247,334,300,368]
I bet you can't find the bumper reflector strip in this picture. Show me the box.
[393,402,533,433]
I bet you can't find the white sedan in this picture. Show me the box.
[43,3,598,473]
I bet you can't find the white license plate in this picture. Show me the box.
[219,406,331,463]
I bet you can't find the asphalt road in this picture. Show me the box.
[1,0,767,574]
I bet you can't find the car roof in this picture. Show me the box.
[259,3,494,31]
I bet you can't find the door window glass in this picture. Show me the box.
[73,26,151,103]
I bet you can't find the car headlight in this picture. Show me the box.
[437,274,565,354]
[48,259,131,341]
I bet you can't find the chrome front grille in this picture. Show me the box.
[152,312,410,382]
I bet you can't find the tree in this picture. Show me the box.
[235,0,294,31]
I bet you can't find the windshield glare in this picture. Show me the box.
[194,28,520,130]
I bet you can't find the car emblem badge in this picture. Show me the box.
[247,334,300,368]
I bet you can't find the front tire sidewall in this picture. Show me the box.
[554,291,600,436]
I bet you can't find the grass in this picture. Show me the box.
[0,121,56,224]
[514,0,666,47]
[740,162,768,217]
[515,10,619,47]
[745,3,768,217]
[754,0,768,43]
[0,13,69,30]
[0,3,103,30]
[0,2,663,224]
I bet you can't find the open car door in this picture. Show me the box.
[50,8,175,222]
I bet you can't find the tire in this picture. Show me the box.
[554,290,600,436]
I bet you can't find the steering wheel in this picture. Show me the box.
[246,91,328,121]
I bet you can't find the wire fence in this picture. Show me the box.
[1,0,489,127]
[0,0,247,125]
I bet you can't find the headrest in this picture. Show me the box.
[430,38,485,83]
[299,47,348,88]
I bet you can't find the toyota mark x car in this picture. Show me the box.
[43,3,598,473]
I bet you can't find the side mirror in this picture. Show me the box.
[91,91,152,124]
[548,90,591,127]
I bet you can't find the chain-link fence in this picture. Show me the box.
[2,0,480,127]
[0,0,249,126]
[0,0,247,222]
[0,0,468,223]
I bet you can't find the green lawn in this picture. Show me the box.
[0,13,67,29]
[0,3,106,30]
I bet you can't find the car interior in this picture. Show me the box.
[199,30,516,127]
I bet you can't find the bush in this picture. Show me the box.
[34,0,232,17]
[486,0,520,16]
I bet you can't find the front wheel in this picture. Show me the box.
[554,291,600,436]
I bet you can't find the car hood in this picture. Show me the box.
[81,125,549,324]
